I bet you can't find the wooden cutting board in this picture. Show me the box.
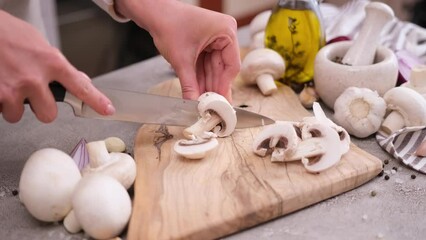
[127,78,383,240]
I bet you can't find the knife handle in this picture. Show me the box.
[24,81,66,104]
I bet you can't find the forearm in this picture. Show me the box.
[115,0,179,32]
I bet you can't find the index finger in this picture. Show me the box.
[55,68,115,116]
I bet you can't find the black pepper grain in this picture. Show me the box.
[11,189,18,196]
[384,175,390,180]
[392,167,398,171]
[411,174,417,179]
[378,170,384,177]
[384,159,389,165]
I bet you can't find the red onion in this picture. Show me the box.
[70,138,89,171]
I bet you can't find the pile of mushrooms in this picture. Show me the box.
[19,137,136,239]
[174,92,237,159]
[253,102,351,173]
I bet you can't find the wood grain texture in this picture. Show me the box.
[127,78,383,240]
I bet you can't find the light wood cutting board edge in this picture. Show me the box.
[127,77,383,240]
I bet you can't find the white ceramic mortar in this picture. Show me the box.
[314,41,398,109]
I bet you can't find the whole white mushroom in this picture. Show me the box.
[65,174,132,239]
[19,148,81,222]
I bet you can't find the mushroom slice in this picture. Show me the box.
[333,87,386,138]
[183,92,237,139]
[310,102,351,154]
[252,121,300,162]
[299,122,344,173]
[380,86,426,136]
[174,137,219,159]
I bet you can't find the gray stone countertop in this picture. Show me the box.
[1,27,425,240]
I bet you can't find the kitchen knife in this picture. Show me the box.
[47,82,275,128]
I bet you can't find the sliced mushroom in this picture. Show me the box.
[311,102,351,154]
[298,122,344,173]
[241,48,285,95]
[333,87,386,138]
[380,86,426,136]
[183,92,236,139]
[174,137,219,159]
[252,121,301,162]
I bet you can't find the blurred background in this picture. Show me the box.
[41,0,425,78]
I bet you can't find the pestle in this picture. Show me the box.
[341,2,394,66]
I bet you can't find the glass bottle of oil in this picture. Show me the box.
[265,0,325,85]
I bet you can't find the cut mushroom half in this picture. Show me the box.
[299,122,345,173]
[183,92,237,139]
[252,121,301,162]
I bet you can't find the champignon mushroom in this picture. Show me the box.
[401,65,426,99]
[252,121,301,162]
[298,122,344,173]
[64,174,132,239]
[82,140,136,189]
[240,48,285,95]
[248,10,272,49]
[333,87,387,138]
[183,92,237,139]
[19,148,81,222]
[174,137,219,159]
[380,86,426,136]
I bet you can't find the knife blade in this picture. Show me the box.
[47,82,275,128]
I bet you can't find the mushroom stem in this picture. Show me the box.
[256,74,277,95]
[86,141,111,168]
[183,112,222,139]
[64,210,82,233]
[380,111,405,135]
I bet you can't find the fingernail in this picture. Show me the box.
[105,104,116,115]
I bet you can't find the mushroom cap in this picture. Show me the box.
[72,174,132,239]
[241,48,285,84]
[19,148,81,222]
[174,137,219,159]
[333,87,386,138]
[249,10,272,36]
[197,92,237,137]
[252,121,300,162]
[383,86,426,126]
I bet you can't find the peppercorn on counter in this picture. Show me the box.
[0,27,425,240]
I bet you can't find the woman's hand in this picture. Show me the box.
[117,0,241,101]
[0,11,114,123]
